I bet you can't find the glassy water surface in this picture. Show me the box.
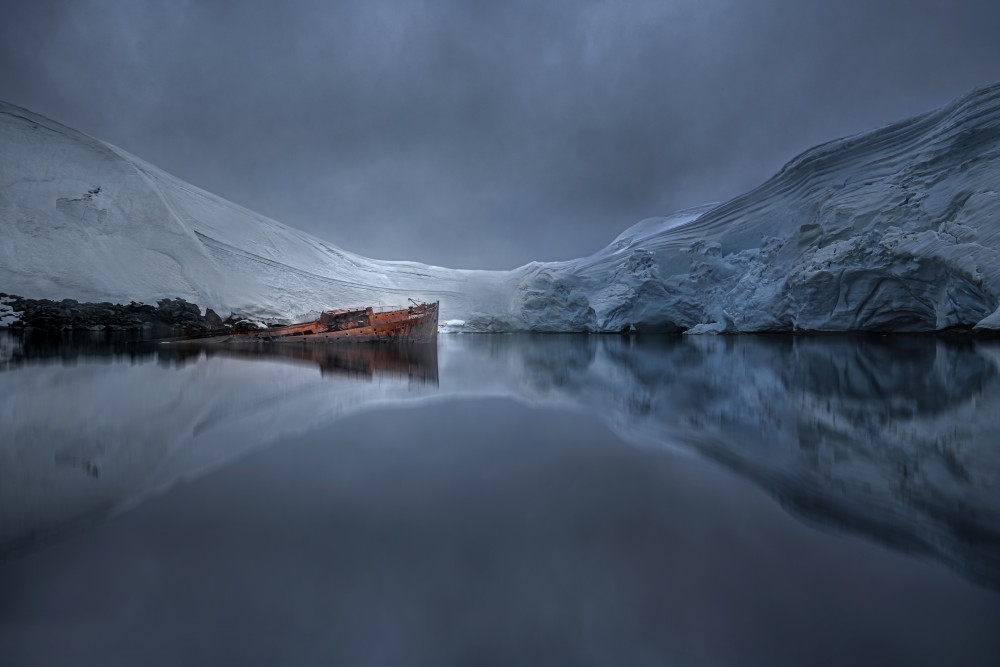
[1,330,998,665]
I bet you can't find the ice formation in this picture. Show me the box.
[2,82,1000,332]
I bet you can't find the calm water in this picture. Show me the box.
[1,331,998,666]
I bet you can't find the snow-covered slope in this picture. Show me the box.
[3,83,1000,332]
[0,101,510,325]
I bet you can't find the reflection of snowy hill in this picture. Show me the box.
[434,335,1000,591]
[3,83,1000,331]
[2,334,998,590]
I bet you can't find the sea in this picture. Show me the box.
[1,330,998,666]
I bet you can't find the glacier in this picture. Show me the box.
[2,82,1000,332]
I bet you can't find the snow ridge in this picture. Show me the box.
[3,83,1000,332]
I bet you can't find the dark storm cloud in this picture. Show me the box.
[1,0,999,268]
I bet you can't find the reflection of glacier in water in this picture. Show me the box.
[464,334,1000,592]
[1,330,998,591]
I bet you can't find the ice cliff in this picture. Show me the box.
[3,83,1000,332]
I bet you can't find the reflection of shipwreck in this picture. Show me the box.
[0,330,439,386]
[204,341,439,385]
[315,343,438,383]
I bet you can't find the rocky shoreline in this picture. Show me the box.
[0,294,260,333]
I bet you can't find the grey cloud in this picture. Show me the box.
[1,0,999,268]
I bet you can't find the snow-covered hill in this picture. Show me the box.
[3,83,1000,332]
[0,101,510,326]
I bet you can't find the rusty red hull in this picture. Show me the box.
[244,301,439,343]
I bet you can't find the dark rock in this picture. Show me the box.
[1,294,231,333]
[231,320,261,332]
[224,313,261,332]
[204,308,224,329]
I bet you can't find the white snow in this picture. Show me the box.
[440,319,467,333]
[3,82,1000,332]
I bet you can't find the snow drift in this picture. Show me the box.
[2,83,1000,332]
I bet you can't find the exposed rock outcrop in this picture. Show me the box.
[0,294,224,332]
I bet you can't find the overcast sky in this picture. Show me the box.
[1,0,999,269]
